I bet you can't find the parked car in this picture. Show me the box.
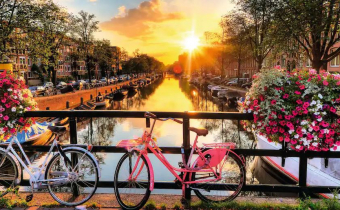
[44,82,54,89]
[36,86,47,96]
[100,78,108,85]
[56,82,67,89]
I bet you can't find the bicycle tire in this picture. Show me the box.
[0,150,19,197]
[192,151,245,203]
[45,149,99,206]
[114,152,151,210]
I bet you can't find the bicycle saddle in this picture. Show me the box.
[48,126,67,135]
[189,127,208,136]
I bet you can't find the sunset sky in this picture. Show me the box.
[55,0,235,64]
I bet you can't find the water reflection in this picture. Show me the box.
[73,78,257,191]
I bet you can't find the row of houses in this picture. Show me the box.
[177,42,340,78]
[8,42,122,86]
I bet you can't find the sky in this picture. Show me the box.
[54,0,235,64]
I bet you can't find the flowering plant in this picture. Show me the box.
[241,69,340,151]
[0,71,38,142]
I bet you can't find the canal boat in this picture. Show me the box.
[257,134,340,198]
[211,86,228,97]
[93,95,110,108]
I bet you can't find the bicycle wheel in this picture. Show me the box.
[45,149,99,206]
[114,152,151,210]
[192,151,245,202]
[0,150,19,197]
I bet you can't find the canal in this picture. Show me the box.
[67,77,258,194]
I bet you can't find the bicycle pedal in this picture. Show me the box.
[178,162,184,168]
[26,194,33,202]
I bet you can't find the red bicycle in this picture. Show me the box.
[114,112,245,210]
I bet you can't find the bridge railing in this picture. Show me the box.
[15,110,340,199]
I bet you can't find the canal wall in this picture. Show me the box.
[35,80,137,110]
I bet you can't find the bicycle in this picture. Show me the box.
[0,125,100,206]
[114,112,246,210]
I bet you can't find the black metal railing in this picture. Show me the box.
[15,110,340,199]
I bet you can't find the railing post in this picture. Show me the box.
[299,155,308,199]
[80,97,83,105]
[182,111,191,201]
[90,94,93,100]
[66,101,69,109]
[69,112,79,196]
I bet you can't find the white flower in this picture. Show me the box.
[248,109,252,113]
[243,110,246,113]
[301,128,307,134]
[7,88,12,92]
[246,101,250,105]
[296,145,301,149]
[252,124,255,128]
[315,112,320,115]
[254,111,258,115]
[308,127,313,132]
[317,117,323,122]
[318,93,323,99]
[13,96,17,99]
[289,130,294,134]
[312,142,318,147]
[311,100,316,105]
[322,112,327,115]
[294,134,299,139]
[11,107,16,112]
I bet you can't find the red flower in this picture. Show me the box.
[323,80,329,86]
[295,91,301,95]
[271,100,277,105]
[283,94,289,99]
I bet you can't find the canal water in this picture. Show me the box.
[69,77,257,194]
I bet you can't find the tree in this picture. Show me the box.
[221,12,251,81]
[237,0,278,71]
[94,39,113,85]
[25,0,72,85]
[72,11,99,82]
[274,0,340,72]
[0,0,32,58]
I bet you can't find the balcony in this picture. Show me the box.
[13,64,28,71]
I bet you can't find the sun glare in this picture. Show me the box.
[183,35,200,52]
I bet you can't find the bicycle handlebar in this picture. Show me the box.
[144,112,183,124]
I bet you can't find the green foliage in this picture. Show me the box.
[144,200,157,210]
[159,203,167,210]
[122,54,165,74]
[173,202,182,210]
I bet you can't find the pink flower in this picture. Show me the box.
[253,100,259,105]
[330,107,336,113]
[323,80,329,86]
[296,99,303,105]
[272,127,278,133]
[313,126,320,131]
[299,85,305,90]
[279,128,285,133]
[309,69,317,75]
[284,137,290,142]
[10,128,16,134]
[3,115,9,121]
[337,81,340,86]
[271,100,277,105]
[283,94,289,99]
[1,98,6,103]
[303,102,310,109]
[279,136,284,142]
[291,139,297,145]
[292,110,298,116]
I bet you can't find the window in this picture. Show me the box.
[306,58,312,67]
[19,57,26,65]
[330,48,340,67]
[28,58,31,66]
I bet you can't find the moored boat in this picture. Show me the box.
[257,134,340,198]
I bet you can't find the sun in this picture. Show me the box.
[183,35,200,52]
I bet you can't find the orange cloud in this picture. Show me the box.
[100,0,184,39]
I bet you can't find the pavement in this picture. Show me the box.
[0,192,301,209]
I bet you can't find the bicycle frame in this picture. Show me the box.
[0,135,70,185]
[120,117,234,191]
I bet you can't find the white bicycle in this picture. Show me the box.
[0,125,100,206]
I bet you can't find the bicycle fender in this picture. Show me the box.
[141,153,154,191]
[0,147,22,184]
[62,147,101,178]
